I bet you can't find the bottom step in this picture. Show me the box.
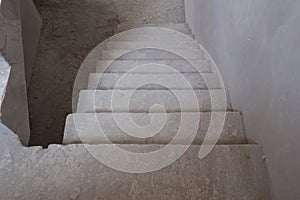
[84,144,270,200]
[8,144,270,199]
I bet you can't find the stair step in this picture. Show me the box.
[110,33,194,41]
[63,112,246,145]
[77,90,231,113]
[105,41,200,50]
[101,49,205,60]
[55,144,271,199]
[96,60,212,73]
[116,27,191,36]
[117,23,191,34]
[88,73,221,90]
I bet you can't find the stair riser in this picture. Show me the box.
[117,23,191,34]
[110,34,194,41]
[43,144,271,199]
[105,41,200,50]
[101,49,205,60]
[116,29,191,35]
[88,73,221,90]
[96,60,212,73]
[77,90,230,113]
[119,29,191,35]
[63,112,246,145]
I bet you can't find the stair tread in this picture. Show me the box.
[117,23,189,30]
[117,24,191,35]
[54,144,270,199]
[96,60,211,73]
[109,33,195,41]
[88,73,221,90]
[101,49,205,60]
[77,89,231,113]
[63,112,246,145]
[117,28,191,35]
[105,41,199,50]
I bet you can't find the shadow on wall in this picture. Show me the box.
[0,0,19,19]
[20,0,42,86]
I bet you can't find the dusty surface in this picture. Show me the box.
[63,112,246,145]
[0,123,270,200]
[28,0,185,147]
[0,0,31,145]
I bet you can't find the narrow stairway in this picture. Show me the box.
[62,23,270,199]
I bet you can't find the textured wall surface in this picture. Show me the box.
[0,0,31,145]
[185,0,300,199]
[20,0,42,86]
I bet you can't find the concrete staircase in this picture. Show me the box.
[62,23,270,199]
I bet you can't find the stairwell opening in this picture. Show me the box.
[28,0,119,147]
[28,0,186,147]
[0,1,273,198]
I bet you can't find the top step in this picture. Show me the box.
[117,23,191,34]
[110,33,195,41]
[104,41,200,50]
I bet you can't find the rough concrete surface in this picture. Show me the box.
[105,40,200,50]
[0,0,31,145]
[77,90,231,113]
[96,60,212,73]
[63,112,246,145]
[29,0,185,147]
[88,73,221,89]
[0,123,270,200]
[100,49,205,60]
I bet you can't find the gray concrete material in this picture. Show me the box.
[0,0,20,18]
[101,49,205,60]
[111,0,185,25]
[88,73,221,90]
[28,0,118,147]
[0,124,270,200]
[0,32,6,50]
[117,28,191,36]
[0,2,31,145]
[63,112,246,145]
[96,59,212,73]
[109,34,195,41]
[28,0,185,146]
[0,55,10,111]
[77,90,231,113]
[0,54,6,63]
[19,0,42,86]
[116,27,191,35]
[105,41,200,50]
[117,23,191,34]
[185,1,300,199]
